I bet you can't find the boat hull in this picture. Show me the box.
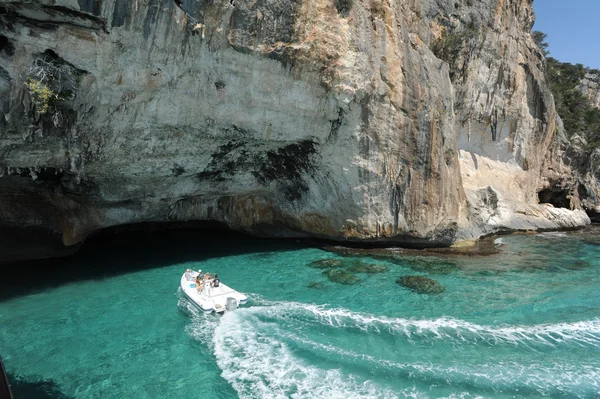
[180,273,247,314]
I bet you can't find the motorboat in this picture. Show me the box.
[180,270,247,314]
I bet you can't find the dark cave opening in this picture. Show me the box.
[0,220,305,302]
[538,188,571,209]
[577,183,600,223]
[0,34,15,56]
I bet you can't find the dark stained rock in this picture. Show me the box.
[397,276,445,294]
[347,263,388,274]
[323,237,501,259]
[308,259,344,269]
[323,269,360,285]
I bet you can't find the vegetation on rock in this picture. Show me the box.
[431,21,478,82]
[533,31,600,147]
[334,0,353,17]
[23,78,58,115]
[23,52,80,128]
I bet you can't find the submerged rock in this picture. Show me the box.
[307,281,327,289]
[561,260,591,271]
[323,269,360,285]
[308,259,344,269]
[347,263,388,274]
[397,276,445,294]
[402,258,458,275]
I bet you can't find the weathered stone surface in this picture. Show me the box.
[397,276,445,294]
[0,0,591,261]
[323,269,360,285]
[567,75,600,222]
[579,74,600,109]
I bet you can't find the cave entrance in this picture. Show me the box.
[538,188,571,209]
[0,35,15,56]
[0,220,303,302]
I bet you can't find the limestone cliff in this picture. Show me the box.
[568,73,600,221]
[0,0,589,261]
[579,73,600,109]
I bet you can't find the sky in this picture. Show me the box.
[533,0,600,69]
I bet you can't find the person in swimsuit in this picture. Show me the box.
[195,271,205,293]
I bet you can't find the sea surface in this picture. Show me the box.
[1,227,600,399]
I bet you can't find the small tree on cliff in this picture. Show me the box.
[532,30,550,56]
[23,50,82,128]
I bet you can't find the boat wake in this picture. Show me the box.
[181,296,600,398]
[248,297,600,349]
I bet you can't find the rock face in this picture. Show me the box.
[579,73,600,109]
[0,0,590,261]
[570,75,600,222]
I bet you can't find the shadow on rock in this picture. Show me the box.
[8,373,73,399]
[397,276,445,294]
[323,269,360,285]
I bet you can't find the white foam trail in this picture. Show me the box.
[250,298,600,348]
[183,295,600,397]
[282,330,600,395]
[177,292,221,346]
[213,308,400,399]
[192,302,600,398]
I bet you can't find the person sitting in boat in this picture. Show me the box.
[195,271,204,292]
[201,273,211,288]
[211,275,220,288]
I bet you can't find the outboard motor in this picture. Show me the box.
[226,297,238,312]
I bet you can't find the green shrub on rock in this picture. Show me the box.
[334,0,353,17]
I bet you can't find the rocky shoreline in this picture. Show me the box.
[0,0,596,262]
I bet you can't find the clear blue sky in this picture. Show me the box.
[533,0,600,69]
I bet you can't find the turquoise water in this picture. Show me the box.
[1,229,600,398]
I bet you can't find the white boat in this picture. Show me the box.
[180,270,248,314]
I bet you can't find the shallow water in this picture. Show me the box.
[1,229,599,398]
